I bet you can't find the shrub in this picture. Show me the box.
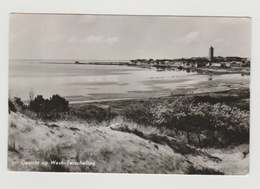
[8,99,17,113]
[151,97,249,147]
[29,94,69,117]
[123,102,155,126]
[14,97,27,110]
[29,95,45,115]
[49,94,69,112]
[70,105,117,123]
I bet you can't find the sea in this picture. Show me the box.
[9,59,249,102]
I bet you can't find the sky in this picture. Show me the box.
[9,14,251,60]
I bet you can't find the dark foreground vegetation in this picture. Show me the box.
[8,88,249,174]
[9,94,69,119]
[70,88,249,148]
[9,88,249,150]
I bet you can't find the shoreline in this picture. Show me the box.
[66,73,249,105]
[10,62,250,102]
[69,86,249,106]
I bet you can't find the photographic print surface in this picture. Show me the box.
[8,14,250,174]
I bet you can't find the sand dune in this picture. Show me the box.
[8,112,248,174]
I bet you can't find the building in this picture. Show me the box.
[230,61,243,68]
[211,62,221,67]
[209,46,214,61]
[220,62,231,68]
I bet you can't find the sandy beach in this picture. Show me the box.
[66,73,249,104]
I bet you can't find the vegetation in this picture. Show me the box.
[151,98,249,147]
[8,99,17,113]
[69,104,117,123]
[9,88,249,149]
[14,97,26,110]
[9,94,69,120]
[8,137,17,153]
[111,123,221,162]
[123,102,156,126]
[8,88,249,174]
[193,90,250,111]
[29,94,69,115]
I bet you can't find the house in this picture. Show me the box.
[230,61,243,67]
[182,62,192,68]
[211,62,221,67]
[173,62,184,67]
[193,62,206,68]
[220,62,231,68]
[206,62,210,67]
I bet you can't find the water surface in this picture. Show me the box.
[9,60,249,101]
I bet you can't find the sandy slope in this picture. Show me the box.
[202,146,249,175]
[8,112,190,173]
[8,112,248,174]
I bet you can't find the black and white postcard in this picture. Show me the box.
[8,14,250,174]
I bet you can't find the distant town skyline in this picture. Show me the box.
[9,14,251,60]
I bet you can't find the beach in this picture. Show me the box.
[9,62,249,103]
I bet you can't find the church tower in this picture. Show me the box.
[209,46,214,61]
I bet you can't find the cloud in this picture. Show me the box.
[81,35,119,45]
[83,35,104,43]
[184,31,200,44]
[173,31,200,44]
[104,37,119,45]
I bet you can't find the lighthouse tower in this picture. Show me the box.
[209,46,214,61]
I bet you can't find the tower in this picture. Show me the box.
[209,46,214,61]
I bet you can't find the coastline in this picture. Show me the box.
[66,75,249,105]
[69,88,249,106]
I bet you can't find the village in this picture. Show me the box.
[82,46,250,73]
[129,47,250,69]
